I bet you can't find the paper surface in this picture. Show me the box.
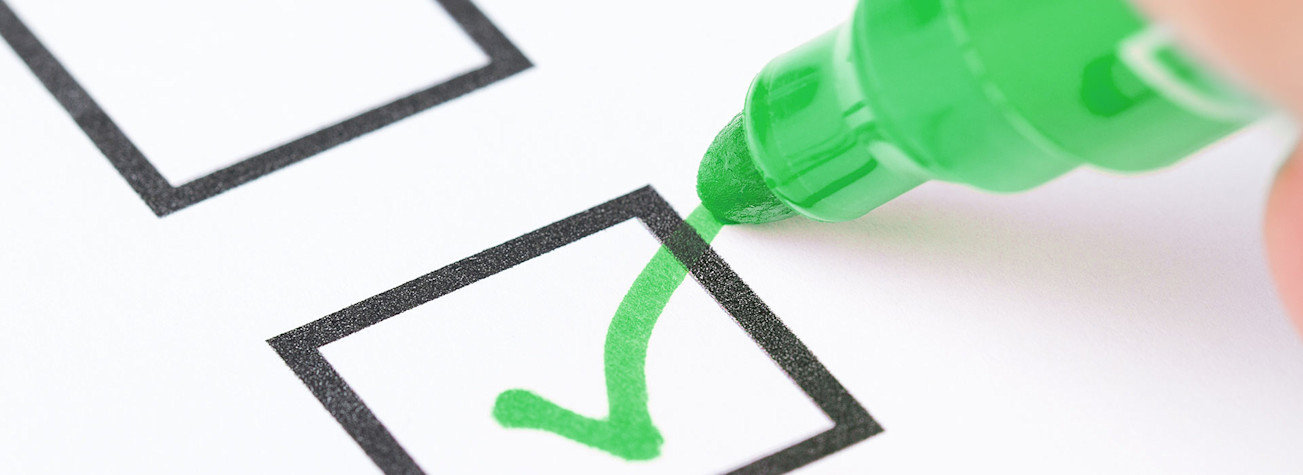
[2,0,1302,473]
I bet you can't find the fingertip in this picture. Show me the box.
[1264,147,1303,337]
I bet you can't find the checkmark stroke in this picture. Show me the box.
[492,205,725,460]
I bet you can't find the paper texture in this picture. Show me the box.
[1,0,1301,473]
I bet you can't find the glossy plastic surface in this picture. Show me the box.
[741,0,1260,222]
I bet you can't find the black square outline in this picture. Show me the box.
[0,0,530,216]
[267,186,883,474]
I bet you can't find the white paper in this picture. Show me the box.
[2,0,1302,473]
[7,0,488,184]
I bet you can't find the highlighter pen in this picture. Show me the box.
[696,0,1264,224]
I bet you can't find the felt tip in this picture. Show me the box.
[696,114,797,225]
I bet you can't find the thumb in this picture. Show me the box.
[1132,0,1303,335]
[1265,145,1303,335]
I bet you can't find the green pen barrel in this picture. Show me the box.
[742,0,1261,222]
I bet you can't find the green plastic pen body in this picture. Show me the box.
[698,0,1262,223]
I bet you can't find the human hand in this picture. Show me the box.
[1135,0,1303,335]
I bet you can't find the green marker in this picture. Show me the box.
[698,0,1263,224]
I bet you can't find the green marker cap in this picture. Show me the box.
[698,0,1262,224]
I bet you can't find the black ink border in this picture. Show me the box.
[267,186,882,474]
[0,0,530,216]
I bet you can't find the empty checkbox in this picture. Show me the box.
[0,0,529,215]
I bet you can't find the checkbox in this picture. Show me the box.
[268,187,882,474]
[0,0,529,216]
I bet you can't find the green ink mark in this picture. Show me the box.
[492,205,726,460]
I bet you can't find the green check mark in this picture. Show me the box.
[492,206,725,460]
